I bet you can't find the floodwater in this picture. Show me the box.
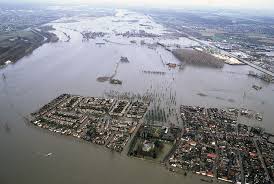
[0,9,274,184]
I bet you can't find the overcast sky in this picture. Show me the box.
[3,0,274,10]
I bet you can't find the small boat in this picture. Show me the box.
[45,153,53,157]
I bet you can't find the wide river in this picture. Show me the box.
[0,10,274,184]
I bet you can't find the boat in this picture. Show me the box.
[45,153,53,157]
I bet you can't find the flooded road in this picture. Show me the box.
[0,9,274,184]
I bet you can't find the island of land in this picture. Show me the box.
[30,94,274,184]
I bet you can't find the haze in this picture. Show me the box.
[3,0,274,10]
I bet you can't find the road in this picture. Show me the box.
[31,28,48,42]
[122,118,144,155]
[253,138,274,184]
[177,28,274,77]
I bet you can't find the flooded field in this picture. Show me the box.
[0,9,274,184]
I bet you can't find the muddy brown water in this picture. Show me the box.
[0,23,274,184]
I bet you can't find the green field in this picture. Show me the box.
[130,137,173,163]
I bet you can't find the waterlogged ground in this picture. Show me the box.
[0,9,274,184]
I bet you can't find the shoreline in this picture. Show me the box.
[0,28,58,69]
